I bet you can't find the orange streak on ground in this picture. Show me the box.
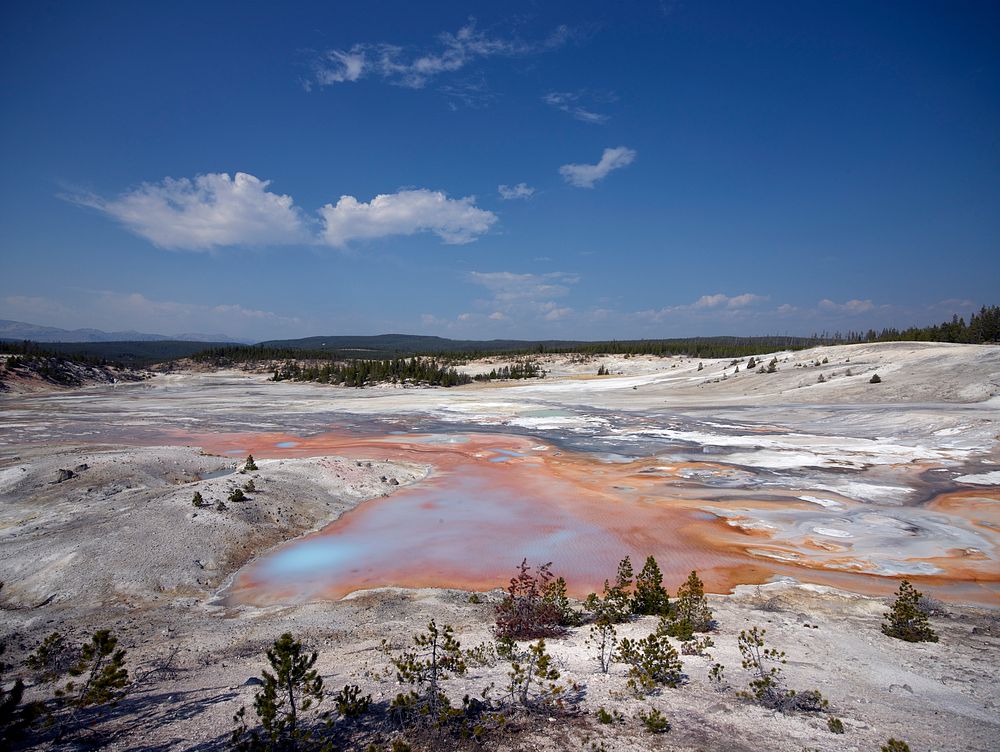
[161,428,1000,607]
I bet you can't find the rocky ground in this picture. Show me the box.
[1,341,998,750]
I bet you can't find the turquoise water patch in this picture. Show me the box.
[276,441,299,448]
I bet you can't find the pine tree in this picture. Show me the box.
[244,455,258,472]
[881,580,938,643]
[632,556,670,615]
[63,630,129,709]
[671,570,713,634]
[232,633,327,751]
[388,620,466,721]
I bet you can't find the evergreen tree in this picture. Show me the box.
[388,620,466,722]
[244,455,258,472]
[632,556,670,616]
[232,633,327,751]
[671,570,713,634]
[63,630,129,709]
[881,580,938,643]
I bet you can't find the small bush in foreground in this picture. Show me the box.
[615,619,684,695]
[228,488,246,503]
[737,627,826,713]
[192,491,206,507]
[882,580,938,643]
[244,455,258,472]
[881,740,911,752]
[870,373,882,384]
[637,707,671,733]
[827,715,844,733]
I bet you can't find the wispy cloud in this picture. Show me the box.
[1,290,301,338]
[498,182,535,200]
[65,172,308,251]
[463,270,580,325]
[559,146,636,188]
[309,21,572,91]
[818,298,876,314]
[320,189,497,246]
[543,91,612,124]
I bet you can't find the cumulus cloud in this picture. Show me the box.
[320,189,497,246]
[818,298,875,314]
[543,91,610,124]
[66,172,308,251]
[559,146,636,188]
[310,21,572,90]
[69,174,499,250]
[498,182,535,200]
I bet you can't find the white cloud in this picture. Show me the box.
[543,91,610,124]
[468,271,579,302]
[320,189,497,246]
[67,172,308,251]
[498,182,535,200]
[489,311,508,320]
[818,298,875,314]
[559,146,636,188]
[313,48,366,85]
[311,21,572,90]
[692,292,768,310]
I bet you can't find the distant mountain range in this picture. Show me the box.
[0,319,248,344]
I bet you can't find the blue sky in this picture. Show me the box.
[1,1,997,341]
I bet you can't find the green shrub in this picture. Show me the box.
[191,491,205,507]
[632,555,669,616]
[244,455,258,472]
[333,684,371,719]
[231,633,325,751]
[881,740,911,752]
[228,488,246,503]
[615,619,684,695]
[637,707,670,733]
[827,715,844,734]
[869,373,881,384]
[737,627,827,713]
[882,580,938,643]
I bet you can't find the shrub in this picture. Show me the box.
[333,684,371,719]
[827,715,844,734]
[467,593,482,604]
[708,662,726,690]
[817,374,825,383]
[737,627,827,712]
[668,570,713,636]
[680,635,714,656]
[637,707,671,733]
[216,500,227,511]
[243,479,256,493]
[882,580,938,643]
[746,357,756,368]
[192,491,205,507]
[615,619,684,695]
[231,633,325,751]
[632,556,669,616]
[244,455,258,472]
[228,488,246,503]
[766,357,778,373]
[543,575,582,626]
[61,630,129,710]
[586,617,618,674]
[506,639,570,708]
[881,740,911,752]
[584,556,634,624]
[869,373,881,384]
[494,560,565,639]
[387,620,466,722]
[596,706,623,724]
[25,632,71,682]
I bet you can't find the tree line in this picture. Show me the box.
[271,357,472,388]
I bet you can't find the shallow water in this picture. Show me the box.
[2,374,998,605]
